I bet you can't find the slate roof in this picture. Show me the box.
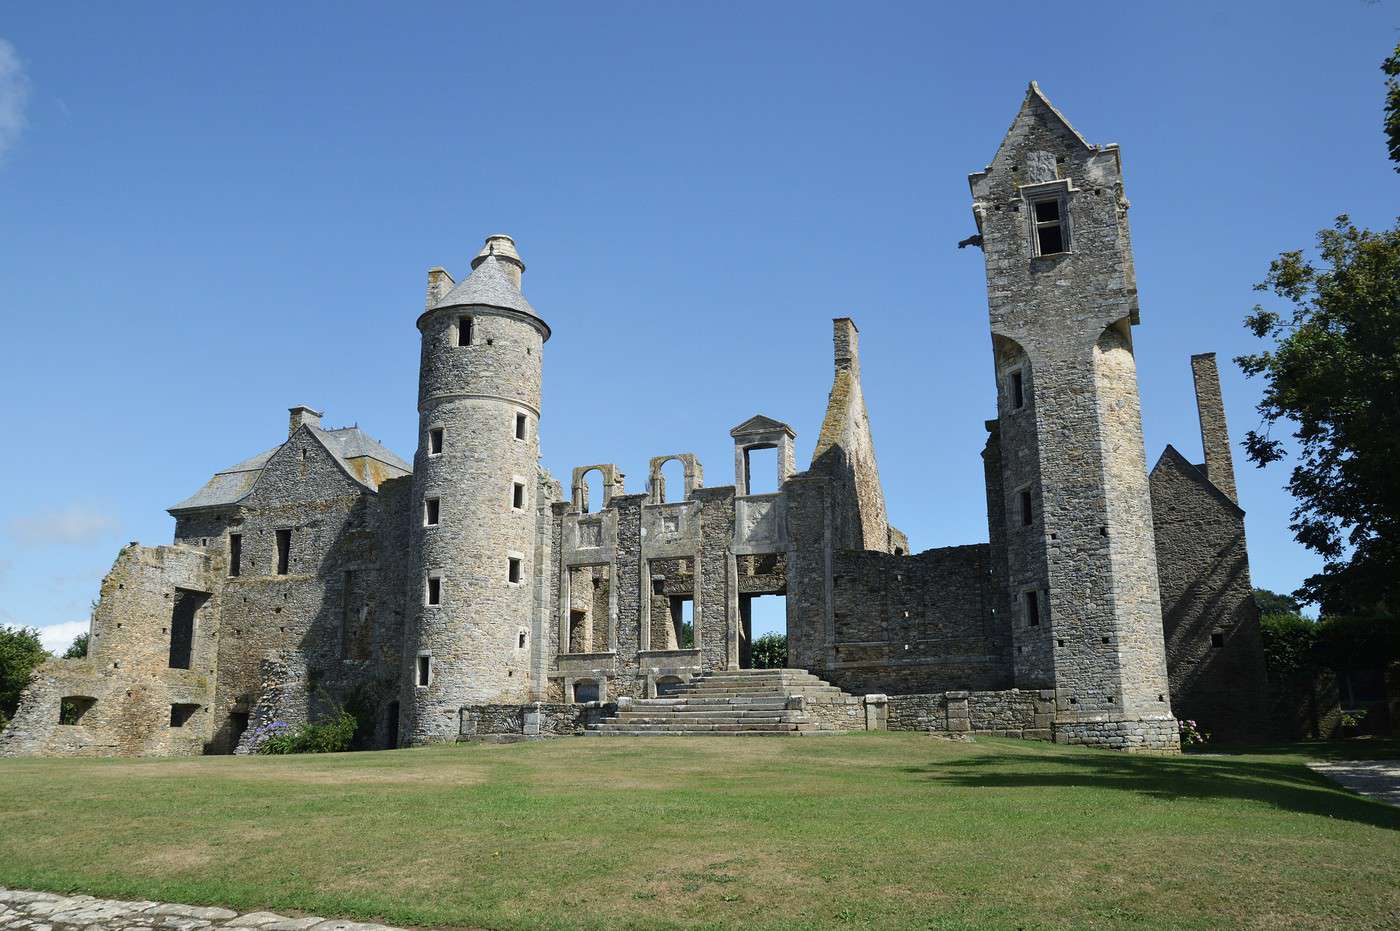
[431,254,538,319]
[168,425,410,513]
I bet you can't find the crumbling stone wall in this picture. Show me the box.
[1,544,219,757]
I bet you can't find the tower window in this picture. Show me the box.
[417,654,431,686]
[424,496,441,527]
[275,529,291,575]
[518,631,527,649]
[1025,590,1040,627]
[1211,632,1225,648]
[514,412,527,441]
[228,533,242,577]
[1011,370,1025,409]
[508,557,522,584]
[1033,197,1067,255]
[512,481,526,510]
[1020,490,1033,526]
[428,427,444,456]
[425,575,441,606]
[457,316,473,347]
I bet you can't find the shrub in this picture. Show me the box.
[1259,612,1318,684]
[1179,719,1211,749]
[0,626,48,725]
[751,633,788,669]
[252,712,358,755]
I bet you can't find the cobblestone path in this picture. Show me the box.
[0,890,412,931]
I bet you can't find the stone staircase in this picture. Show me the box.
[584,668,856,736]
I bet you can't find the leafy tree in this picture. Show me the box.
[1385,42,1400,170]
[1254,588,1302,617]
[0,625,49,727]
[1236,215,1400,614]
[1258,613,1317,686]
[751,633,788,669]
[679,620,694,649]
[62,632,89,660]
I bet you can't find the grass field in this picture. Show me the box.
[0,733,1397,931]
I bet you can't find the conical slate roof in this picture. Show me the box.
[431,254,538,318]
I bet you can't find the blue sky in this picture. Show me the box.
[1,2,1396,649]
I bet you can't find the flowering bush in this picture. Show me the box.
[251,713,357,755]
[1178,719,1211,749]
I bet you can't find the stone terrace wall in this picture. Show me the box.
[459,702,614,739]
[887,689,1052,739]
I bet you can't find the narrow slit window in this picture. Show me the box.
[1011,370,1025,409]
[518,631,527,649]
[228,533,242,577]
[457,316,473,347]
[424,496,441,527]
[1025,590,1040,627]
[512,481,525,510]
[1033,197,1066,255]
[514,412,527,441]
[275,529,291,576]
[417,654,431,686]
[426,575,441,606]
[508,557,522,584]
[1020,490,1033,527]
[428,427,444,456]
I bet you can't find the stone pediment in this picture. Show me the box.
[729,414,795,439]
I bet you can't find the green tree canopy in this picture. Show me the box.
[1254,588,1302,617]
[62,632,89,660]
[0,626,49,727]
[1237,215,1400,614]
[1384,42,1399,169]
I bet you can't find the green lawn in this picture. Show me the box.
[0,734,1397,931]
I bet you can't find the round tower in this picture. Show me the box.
[404,234,549,744]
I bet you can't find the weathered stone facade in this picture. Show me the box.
[1,85,1265,758]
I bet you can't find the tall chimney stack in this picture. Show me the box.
[288,405,323,437]
[1190,353,1238,504]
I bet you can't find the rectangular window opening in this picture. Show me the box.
[1011,370,1025,409]
[1025,590,1040,627]
[168,588,206,669]
[424,496,441,527]
[1210,632,1225,648]
[508,557,522,584]
[426,575,441,606]
[512,481,526,510]
[1033,198,1066,256]
[228,533,242,577]
[170,703,199,727]
[417,654,431,686]
[457,316,473,347]
[428,427,444,456]
[518,631,527,649]
[59,696,96,725]
[1019,490,1033,526]
[514,412,527,441]
[275,528,291,576]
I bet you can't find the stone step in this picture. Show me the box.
[584,729,808,737]
[613,710,801,721]
[588,721,810,733]
[633,697,792,708]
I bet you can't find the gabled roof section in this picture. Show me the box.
[1151,444,1245,518]
[730,414,795,439]
[168,425,411,514]
[970,81,1101,195]
[431,254,538,318]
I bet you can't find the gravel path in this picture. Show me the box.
[1308,760,1400,806]
[0,890,410,931]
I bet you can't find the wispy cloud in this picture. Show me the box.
[0,38,29,163]
[37,619,89,654]
[7,504,119,546]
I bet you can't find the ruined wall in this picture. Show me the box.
[1,544,220,757]
[820,545,1012,695]
[1151,446,1270,742]
[886,689,1052,739]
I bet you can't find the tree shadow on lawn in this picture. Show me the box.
[906,745,1400,831]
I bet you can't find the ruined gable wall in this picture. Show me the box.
[1151,449,1269,742]
[1,544,220,757]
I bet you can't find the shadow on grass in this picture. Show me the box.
[907,744,1400,831]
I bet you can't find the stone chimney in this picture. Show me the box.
[470,234,526,288]
[1190,353,1238,504]
[833,317,860,375]
[288,405,323,437]
[425,266,455,311]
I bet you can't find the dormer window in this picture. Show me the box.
[1032,196,1068,256]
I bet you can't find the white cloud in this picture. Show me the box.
[37,619,88,654]
[7,503,120,546]
[0,38,29,163]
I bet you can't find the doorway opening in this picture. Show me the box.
[740,593,787,669]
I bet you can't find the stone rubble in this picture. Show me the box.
[0,889,409,931]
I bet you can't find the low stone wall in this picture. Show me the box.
[803,696,868,731]
[1054,717,1181,752]
[458,702,614,739]
[887,689,1052,739]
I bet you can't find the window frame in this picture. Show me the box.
[427,426,444,457]
[456,315,473,347]
[1020,178,1073,259]
[425,572,443,607]
[423,495,441,528]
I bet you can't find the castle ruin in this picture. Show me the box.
[1,84,1269,757]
